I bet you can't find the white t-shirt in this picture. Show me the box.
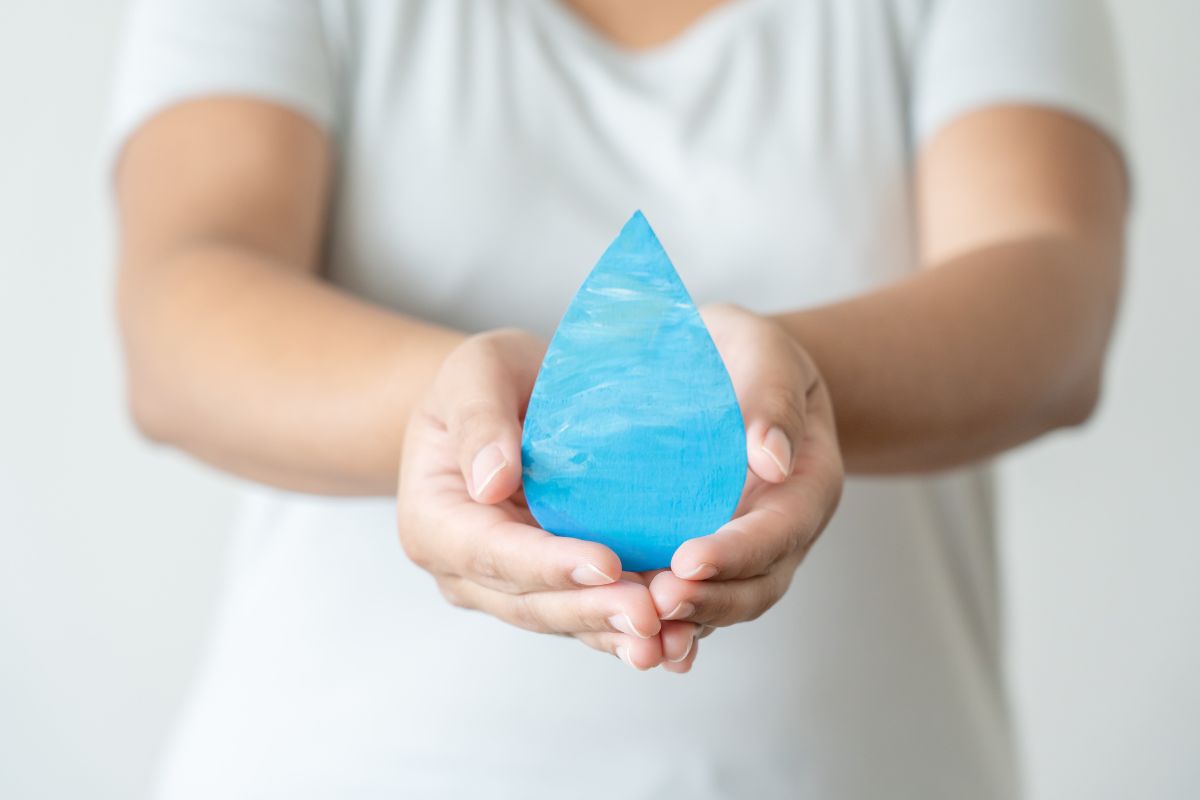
[108,1,1123,797]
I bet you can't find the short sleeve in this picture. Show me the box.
[912,0,1124,152]
[106,0,337,173]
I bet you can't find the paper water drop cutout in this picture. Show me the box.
[521,211,748,571]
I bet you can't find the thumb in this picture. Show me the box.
[742,383,807,484]
[457,417,521,504]
[437,332,542,503]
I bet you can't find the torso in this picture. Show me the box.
[155,2,1015,797]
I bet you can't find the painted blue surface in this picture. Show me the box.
[521,211,747,571]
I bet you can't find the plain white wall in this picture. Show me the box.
[1001,1,1200,795]
[0,2,238,794]
[0,1,1195,797]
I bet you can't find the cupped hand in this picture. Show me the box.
[397,330,691,671]
[640,304,844,645]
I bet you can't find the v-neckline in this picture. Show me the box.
[529,0,772,72]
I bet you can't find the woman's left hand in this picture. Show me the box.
[644,303,844,670]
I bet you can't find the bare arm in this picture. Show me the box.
[775,107,1127,473]
[116,99,464,495]
[118,101,1125,495]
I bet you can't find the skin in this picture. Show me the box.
[115,5,1127,672]
[396,309,841,670]
[562,0,731,49]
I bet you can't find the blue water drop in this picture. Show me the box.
[521,211,748,571]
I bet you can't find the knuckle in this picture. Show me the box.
[750,533,782,572]
[763,384,806,431]
[404,542,433,572]
[760,504,805,558]
[720,523,775,576]
[436,577,470,609]
[448,397,498,439]
[397,521,433,571]
[749,580,783,622]
[537,552,567,591]
[744,601,770,622]
[826,470,846,515]
[468,544,503,583]
[573,590,604,631]
[701,589,734,625]
[747,573,792,622]
[511,593,546,632]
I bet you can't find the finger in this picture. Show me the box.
[574,631,665,671]
[445,516,624,593]
[661,633,700,674]
[671,437,842,581]
[742,380,808,484]
[649,565,798,628]
[711,318,812,484]
[698,305,818,484]
[626,568,669,587]
[435,333,543,504]
[438,576,662,639]
[660,620,701,666]
[670,488,811,581]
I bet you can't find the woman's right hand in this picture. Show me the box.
[397,329,697,671]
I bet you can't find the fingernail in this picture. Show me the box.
[667,632,697,664]
[662,601,695,621]
[678,563,718,581]
[761,425,793,479]
[471,444,508,498]
[608,613,651,639]
[571,564,616,586]
[615,645,637,669]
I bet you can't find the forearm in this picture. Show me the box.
[775,237,1121,473]
[119,243,464,495]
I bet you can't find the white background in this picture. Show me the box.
[1,1,1196,797]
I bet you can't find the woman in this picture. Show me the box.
[109,0,1127,797]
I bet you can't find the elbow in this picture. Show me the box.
[1052,363,1104,430]
[123,364,176,445]
[126,384,169,445]
[117,276,181,446]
